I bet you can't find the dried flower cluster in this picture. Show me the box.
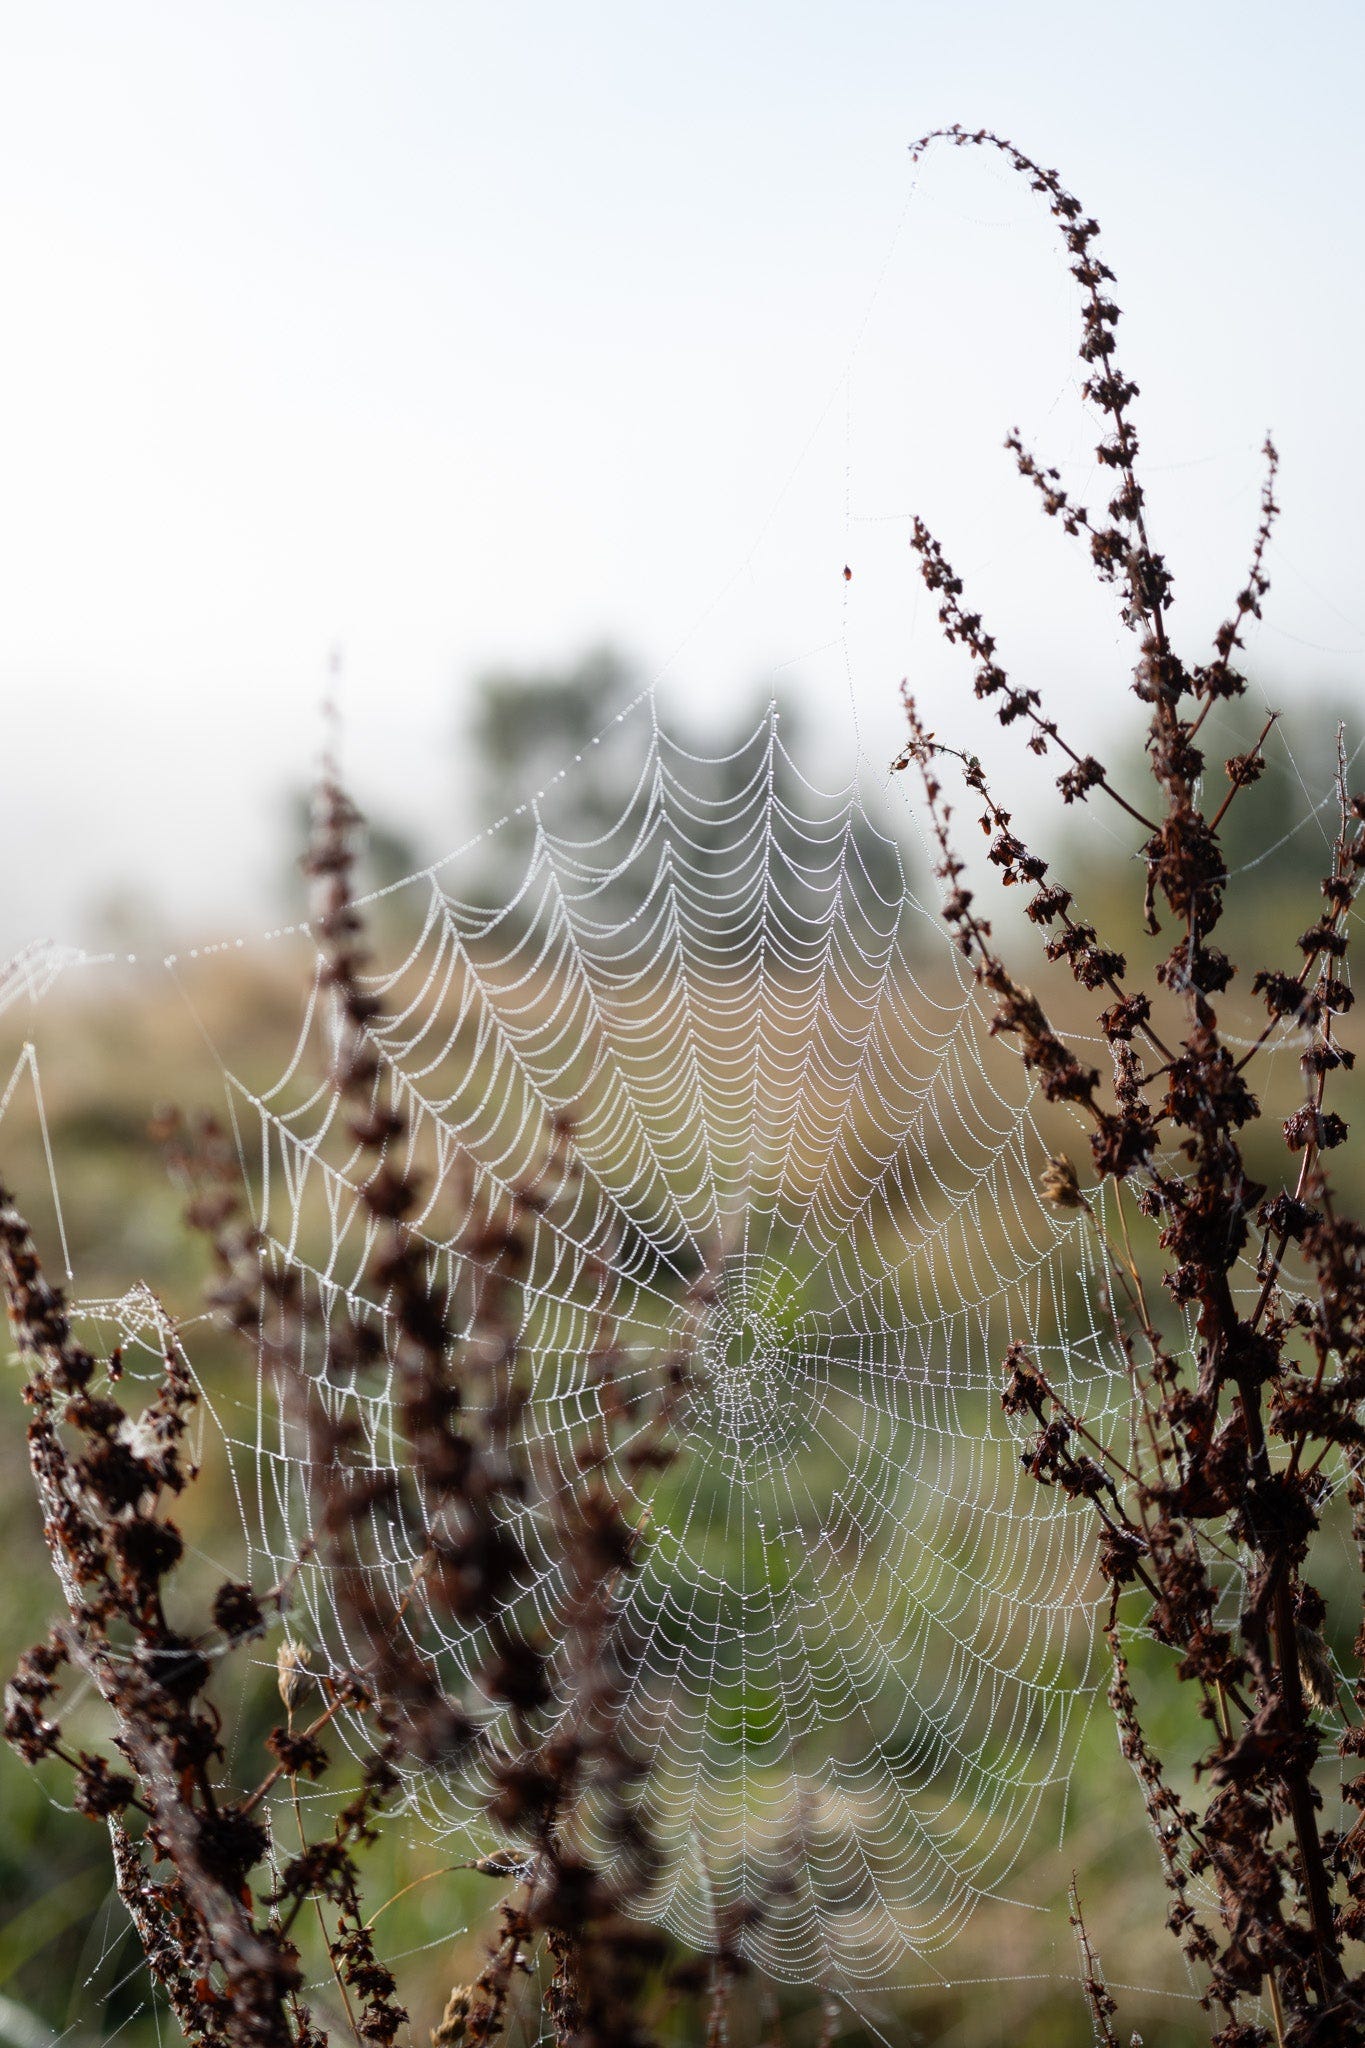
[2,766,722,2045]
[900,127,1365,2044]
[0,1189,313,2046]
[8,121,1364,2048]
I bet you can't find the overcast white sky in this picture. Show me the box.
[1,1,1362,951]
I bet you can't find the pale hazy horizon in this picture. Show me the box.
[1,1,1361,953]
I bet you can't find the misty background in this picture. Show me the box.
[0,1,1361,955]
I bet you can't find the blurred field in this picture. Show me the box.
[1,733,1362,2047]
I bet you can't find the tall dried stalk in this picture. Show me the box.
[8,122,1365,2048]
[901,125,1365,2047]
[2,768,705,2046]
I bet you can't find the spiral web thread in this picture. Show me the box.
[0,145,1353,2033]
[4,689,1359,2036]
[112,686,1127,1995]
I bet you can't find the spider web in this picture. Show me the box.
[0,141,1356,2048]
[9,678,1355,2015]
[147,687,1131,1994]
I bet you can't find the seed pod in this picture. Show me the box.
[432,1986,471,2047]
[276,1637,312,1715]
[1039,1153,1090,1212]
[1296,1622,1337,1713]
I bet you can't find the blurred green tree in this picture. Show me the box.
[468,643,637,844]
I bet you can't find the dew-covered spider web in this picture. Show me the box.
[9,666,1359,2031]
[83,686,1131,1996]
[1,123,1361,2048]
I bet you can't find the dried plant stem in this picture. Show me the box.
[904,125,1365,2045]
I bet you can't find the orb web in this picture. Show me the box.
[181,689,1127,1991]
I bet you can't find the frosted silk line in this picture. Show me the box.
[0,693,1140,1993]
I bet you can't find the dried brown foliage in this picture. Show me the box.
[900,125,1365,2045]
[7,122,1365,2048]
[2,768,711,2046]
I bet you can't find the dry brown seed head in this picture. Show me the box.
[1039,1154,1090,1212]
[431,1986,471,2047]
[276,1637,313,1714]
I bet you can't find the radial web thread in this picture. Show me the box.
[2,691,1133,1996]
